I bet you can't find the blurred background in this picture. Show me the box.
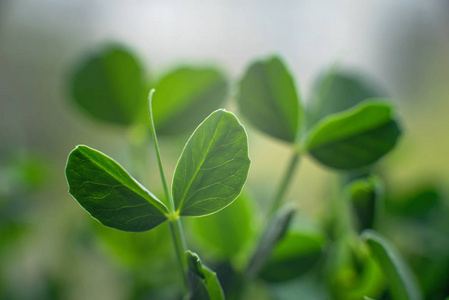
[1,1,449,299]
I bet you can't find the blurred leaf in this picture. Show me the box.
[66,145,169,232]
[237,56,303,143]
[172,109,250,216]
[362,230,422,300]
[305,100,401,170]
[186,250,225,300]
[308,70,384,127]
[350,176,384,231]
[259,230,326,282]
[385,186,441,219]
[70,45,147,125]
[152,67,229,135]
[190,193,254,259]
[245,206,295,280]
[364,297,376,300]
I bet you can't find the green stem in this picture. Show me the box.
[268,151,301,216]
[148,89,188,294]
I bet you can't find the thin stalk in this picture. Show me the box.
[148,89,188,294]
[268,151,301,216]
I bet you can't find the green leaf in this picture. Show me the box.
[245,206,295,280]
[186,250,225,300]
[350,176,384,231]
[70,45,147,126]
[65,145,169,232]
[152,67,228,135]
[259,230,326,282]
[362,230,423,300]
[305,100,401,170]
[172,109,250,216]
[237,56,302,143]
[308,70,384,127]
[190,193,254,259]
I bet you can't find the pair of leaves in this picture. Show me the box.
[186,250,225,300]
[362,230,422,300]
[70,45,228,135]
[66,109,250,232]
[237,57,402,170]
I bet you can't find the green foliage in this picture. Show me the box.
[66,145,169,232]
[190,193,254,259]
[306,101,401,170]
[259,230,326,282]
[362,230,422,300]
[186,250,225,300]
[70,45,147,126]
[308,70,384,127]
[237,56,303,143]
[172,109,250,216]
[152,67,229,135]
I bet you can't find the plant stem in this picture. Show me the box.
[148,89,189,294]
[268,151,301,216]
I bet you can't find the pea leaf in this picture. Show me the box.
[259,230,326,282]
[305,100,401,170]
[65,145,169,232]
[70,45,147,126]
[362,230,423,300]
[186,250,225,300]
[152,67,228,135]
[245,206,295,280]
[189,193,254,259]
[237,56,302,143]
[308,70,384,127]
[172,109,250,216]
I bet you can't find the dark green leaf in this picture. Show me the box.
[66,145,169,232]
[306,100,401,170]
[308,70,384,127]
[237,56,302,143]
[172,109,250,216]
[350,176,384,231]
[152,67,228,135]
[70,45,147,126]
[245,206,295,280]
[189,193,254,259]
[186,250,225,300]
[362,230,422,300]
[259,230,326,282]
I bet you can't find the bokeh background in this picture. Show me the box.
[1,1,449,299]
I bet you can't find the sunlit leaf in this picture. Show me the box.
[186,250,225,300]
[70,45,147,126]
[308,70,384,127]
[172,109,250,216]
[237,56,302,143]
[259,230,326,282]
[66,145,169,232]
[362,230,423,300]
[152,67,228,135]
[306,100,401,170]
[190,193,254,258]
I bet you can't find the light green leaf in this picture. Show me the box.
[245,206,295,280]
[237,56,302,143]
[70,45,147,126]
[65,145,169,232]
[259,230,326,282]
[362,230,422,300]
[186,250,225,300]
[172,109,250,216]
[305,100,401,170]
[308,70,384,127]
[190,193,254,259]
[152,67,228,135]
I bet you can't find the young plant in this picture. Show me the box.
[65,90,250,299]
